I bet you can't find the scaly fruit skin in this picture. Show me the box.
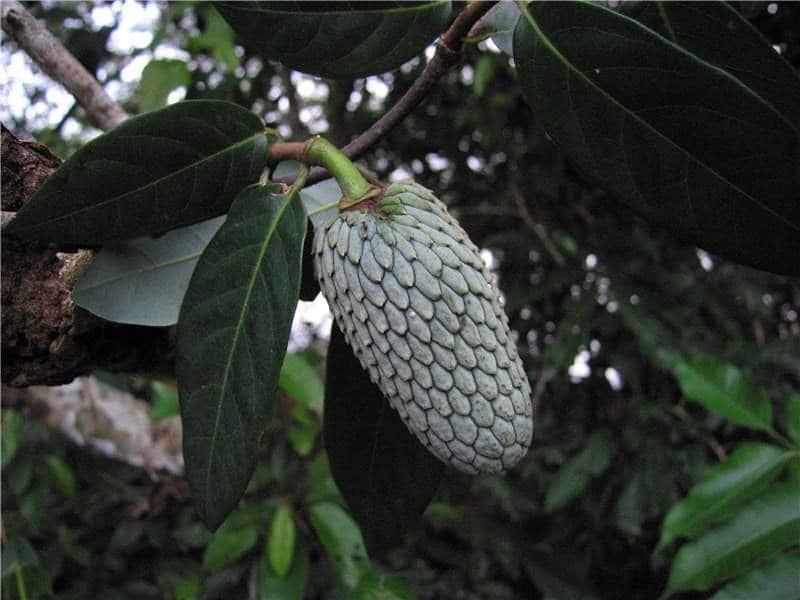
[313,181,533,473]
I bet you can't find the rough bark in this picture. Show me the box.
[1,125,176,387]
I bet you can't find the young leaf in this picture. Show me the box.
[6,100,271,245]
[664,485,800,595]
[73,217,224,327]
[177,183,307,530]
[139,59,191,112]
[710,552,800,600]
[309,502,370,590]
[658,443,794,550]
[514,1,800,275]
[258,536,310,600]
[324,325,445,557]
[279,353,323,415]
[213,1,452,79]
[203,520,259,571]
[545,429,614,512]
[787,394,800,445]
[674,358,772,431]
[268,503,296,578]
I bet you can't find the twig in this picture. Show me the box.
[271,0,498,183]
[1,0,127,130]
[511,187,566,267]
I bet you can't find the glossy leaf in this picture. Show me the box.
[213,1,452,79]
[545,429,614,512]
[514,1,800,275]
[177,183,307,530]
[73,217,223,326]
[324,325,445,557]
[675,358,772,431]
[139,59,190,112]
[710,552,800,600]
[6,100,271,245]
[268,503,296,578]
[258,536,310,600]
[279,353,324,415]
[203,521,259,571]
[787,394,800,444]
[658,443,794,550]
[665,485,800,595]
[309,502,370,589]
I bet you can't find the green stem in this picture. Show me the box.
[290,165,309,194]
[305,137,370,203]
[16,568,28,600]
[307,200,340,217]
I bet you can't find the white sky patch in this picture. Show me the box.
[696,249,714,271]
[289,293,333,352]
[484,39,502,54]
[568,350,591,382]
[605,367,623,391]
[585,253,597,269]
[365,76,389,100]
[120,52,152,83]
[389,167,413,182]
[467,156,484,172]
[480,249,496,270]
[166,86,187,104]
[108,1,160,53]
[426,152,449,172]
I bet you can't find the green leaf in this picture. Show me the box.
[139,59,191,112]
[352,569,413,600]
[545,429,614,512]
[514,1,800,275]
[787,394,800,445]
[73,217,224,327]
[151,382,180,421]
[6,100,271,245]
[665,485,800,595]
[1,534,39,577]
[1,410,24,468]
[268,503,296,578]
[710,552,800,600]
[324,325,445,557]
[202,520,259,571]
[658,443,795,550]
[309,502,370,589]
[44,455,76,498]
[469,2,520,56]
[674,358,772,431]
[213,1,452,79]
[258,536,310,600]
[177,183,307,530]
[279,353,323,415]
[192,6,238,71]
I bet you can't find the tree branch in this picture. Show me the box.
[1,0,127,130]
[271,0,498,184]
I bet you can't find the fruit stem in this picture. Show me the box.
[304,136,371,204]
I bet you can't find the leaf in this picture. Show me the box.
[44,455,76,498]
[73,217,224,326]
[151,382,180,421]
[1,410,24,469]
[139,59,190,112]
[202,521,259,571]
[664,485,800,595]
[258,536,310,600]
[674,358,772,431]
[309,502,370,589]
[324,325,445,557]
[177,183,307,530]
[710,552,800,600]
[300,177,341,228]
[192,5,238,70]
[545,429,614,512]
[658,443,795,550]
[268,503,296,578]
[514,1,800,275]
[469,2,520,56]
[213,1,452,79]
[787,394,800,444]
[6,100,271,245]
[279,353,323,415]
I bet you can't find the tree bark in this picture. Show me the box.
[2,126,176,387]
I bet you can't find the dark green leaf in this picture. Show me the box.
[279,353,323,415]
[545,429,614,512]
[1,534,39,577]
[469,2,520,56]
[309,502,370,589]
[1,410,24,468]
[710,552,800,600]
[213,1,452,79]
[258,536,310,600]
[73,217,224,326]
[324,325,445,557]
[44,455,76,498]
[658,443,794,550]
[177,183,307,530]
[202,521,259,571]
[514,1,800,275]
[1,565,54,600]
[6,100,271,245]
[352,569,413,600]
[268,503,296,578]
[139,59,191,112]
[674,358,772,431]
[665,485,800,594]
[787,394,800,445]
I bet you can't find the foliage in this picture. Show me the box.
[2,1,799,598]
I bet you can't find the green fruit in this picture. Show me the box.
[313,181,533,473]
